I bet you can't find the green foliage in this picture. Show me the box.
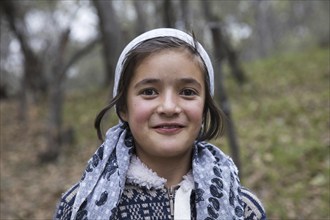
[220,47,329,218]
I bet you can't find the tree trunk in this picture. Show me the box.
[179,0,190,30]
[133,0,148,34]
[18,68,28,121]
[210,27,241,174]
[39,32,99,162]
[93,0,122,95]
[224,38,246,85]
[40,78,63,162]
[0,1,47,122]
[163,0,176,28]
[39,29,70,162]
[1,0,47,121]
[253,0,276,58]
[201,0,242,175]
[1,0,47,97]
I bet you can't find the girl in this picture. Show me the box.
[54,28,266,220]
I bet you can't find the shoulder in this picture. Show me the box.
[53,183,80,220]
[241,187,267,220]
[197,142,233,163]
[197,142,239,172]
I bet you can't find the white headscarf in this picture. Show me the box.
[113,28,215,97]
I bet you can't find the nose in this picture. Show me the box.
[156,91,182,116]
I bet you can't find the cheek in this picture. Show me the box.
[183,102,204,123]
[128,100,153,124]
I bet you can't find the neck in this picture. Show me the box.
[135,150,193,188]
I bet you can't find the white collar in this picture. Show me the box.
[126,155,194,219]
[126,155,194,191]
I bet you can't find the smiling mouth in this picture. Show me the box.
[152,124,185,134]
[153,124,184,129]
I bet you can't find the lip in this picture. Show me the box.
[152,123,185,135]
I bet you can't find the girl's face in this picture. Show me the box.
[121,49,205,162]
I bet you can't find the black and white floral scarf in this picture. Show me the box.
[70,123,244,220]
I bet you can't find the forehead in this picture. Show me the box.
[132,48,205,82]
[141,47,198,63]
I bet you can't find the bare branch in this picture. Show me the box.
[60,36,101,80]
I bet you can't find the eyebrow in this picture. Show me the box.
[134,77,202,89]
[134,78,160,89]
[179,77,202,89]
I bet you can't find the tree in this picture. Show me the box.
[252,0,277,58]
[133,0,148,34]
[93,0,122,94]
[201,0,243,174]
[1,0,47,120]
[1,0,100,161]
[163,0,176,28]
[179,0,191,30]
[42,28,100,162]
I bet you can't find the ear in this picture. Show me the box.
[118,109,128,122]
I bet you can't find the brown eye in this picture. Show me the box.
[141,88,157,96]
[180,89,197,96]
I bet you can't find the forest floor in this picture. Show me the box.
[0,47,329,219]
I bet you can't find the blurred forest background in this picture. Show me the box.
[0,0,329,219]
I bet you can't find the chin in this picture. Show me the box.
[154,146,192,158]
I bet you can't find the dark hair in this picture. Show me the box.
[95,36,225,141]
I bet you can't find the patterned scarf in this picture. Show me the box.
[70,123,244,220]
